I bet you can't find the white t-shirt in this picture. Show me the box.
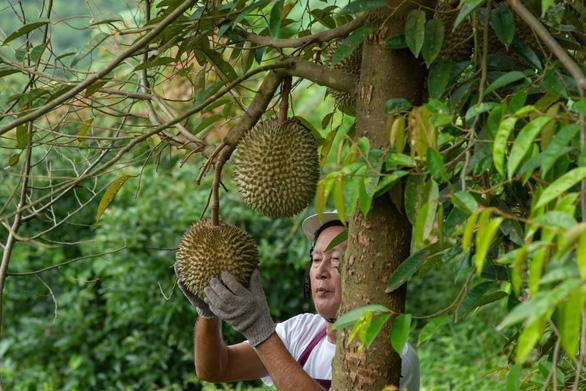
[261,313,420,390]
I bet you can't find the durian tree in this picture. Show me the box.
[0,0,585,390]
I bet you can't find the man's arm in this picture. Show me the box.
[255,333,327,391]
[193,319,325,390]
[193,317,267,382]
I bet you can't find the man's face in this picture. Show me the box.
[310,225,346,321]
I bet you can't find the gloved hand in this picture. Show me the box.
[204,269,275,347]
[173,263,215,319]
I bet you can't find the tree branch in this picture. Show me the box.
[236,15,367,48]
[506,0,586,93]
[0,123,33,330]
[277,57,356,93]
[0,0,198,136]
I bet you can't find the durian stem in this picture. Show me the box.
[279,77,292,125]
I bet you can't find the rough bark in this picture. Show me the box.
[331,1,426,389]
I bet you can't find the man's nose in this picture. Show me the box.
[316,260,330,278]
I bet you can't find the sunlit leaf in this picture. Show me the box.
[507,116,552,179]
[96,175,132,223]
[492,117,517,177]
[454,0,485,29]
[333,304,390,329]
[558,287,584,357]
[536,167,586,209]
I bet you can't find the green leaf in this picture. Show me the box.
[331,26,373,65]
[3,20,50,45]
[536,167,586,209]
[493,117,518,177]
[133,57,174,71]
[485,71,526,95]
[96,175,132,223]
[333,304,390,329]
[465,102,496,123]
[333,176,346,225]
[405,9,426,57]
[516,316,546,362]
[421,18,444,65]
[386,153,415,168]
[475,213,502,274]
[558,287,584,357]
[7,154,19,167]
[541,0,555,17]
[390,314,412,356]
[490,6,515,46]
[541,123,579,177]
[364,313,391,347]
[506,364,521,391]
[452,191,478,214]
[417,315,449,345]
[498,279,581,330]
[325,230,348,251]
[200,47,238,81]
[16,125,28,149]
[427,60,452,99]
[385,34,407,49]
[574,98,586,116]
[507,116,552,179]
[358,178,373,217]
[386,244,447,292]
[338,0,387,15]
[0,65,21,78]
[426,148,447,181]
[269,1,282,38]
[384,98,412,114]
[462,212,478,251]
[533,211,576,230]
[454,0,485,29]
[374,170,408,197]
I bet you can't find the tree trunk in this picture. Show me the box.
[331,1,426,389]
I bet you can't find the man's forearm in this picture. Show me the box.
[255,333,327,391]
[194,318,227,381]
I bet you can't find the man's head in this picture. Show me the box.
[302,212,347,322]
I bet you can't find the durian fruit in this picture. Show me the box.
[234,119,319,218]
[175,219,259,298]
[435,0,474,62]
[324,40,361,115]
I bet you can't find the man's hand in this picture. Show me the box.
[204,270,275,347]
[174,263,215,319]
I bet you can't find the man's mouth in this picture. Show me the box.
[315,287,330,294]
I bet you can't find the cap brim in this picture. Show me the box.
[302,211,341,241]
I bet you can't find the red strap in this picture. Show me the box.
[297,327,327,367]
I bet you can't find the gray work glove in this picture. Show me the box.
[204,270,275,347]
[173,263,215,319]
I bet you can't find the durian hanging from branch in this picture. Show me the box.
[234,77,319,218]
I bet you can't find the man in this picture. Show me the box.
[175,211,420,390]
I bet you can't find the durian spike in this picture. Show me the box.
[278,76,292,126]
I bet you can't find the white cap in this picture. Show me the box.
[301,211,342,241]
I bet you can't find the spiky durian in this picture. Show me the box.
[436,0,474,62]
[175,219,259,298]
[324,40,361,115]
[234,119,319,218]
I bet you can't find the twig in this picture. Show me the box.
[35,274,58,323]
[7,245,127,276]
[235,15,367,48]
[0,0,198,136]
[196,141,227,185]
